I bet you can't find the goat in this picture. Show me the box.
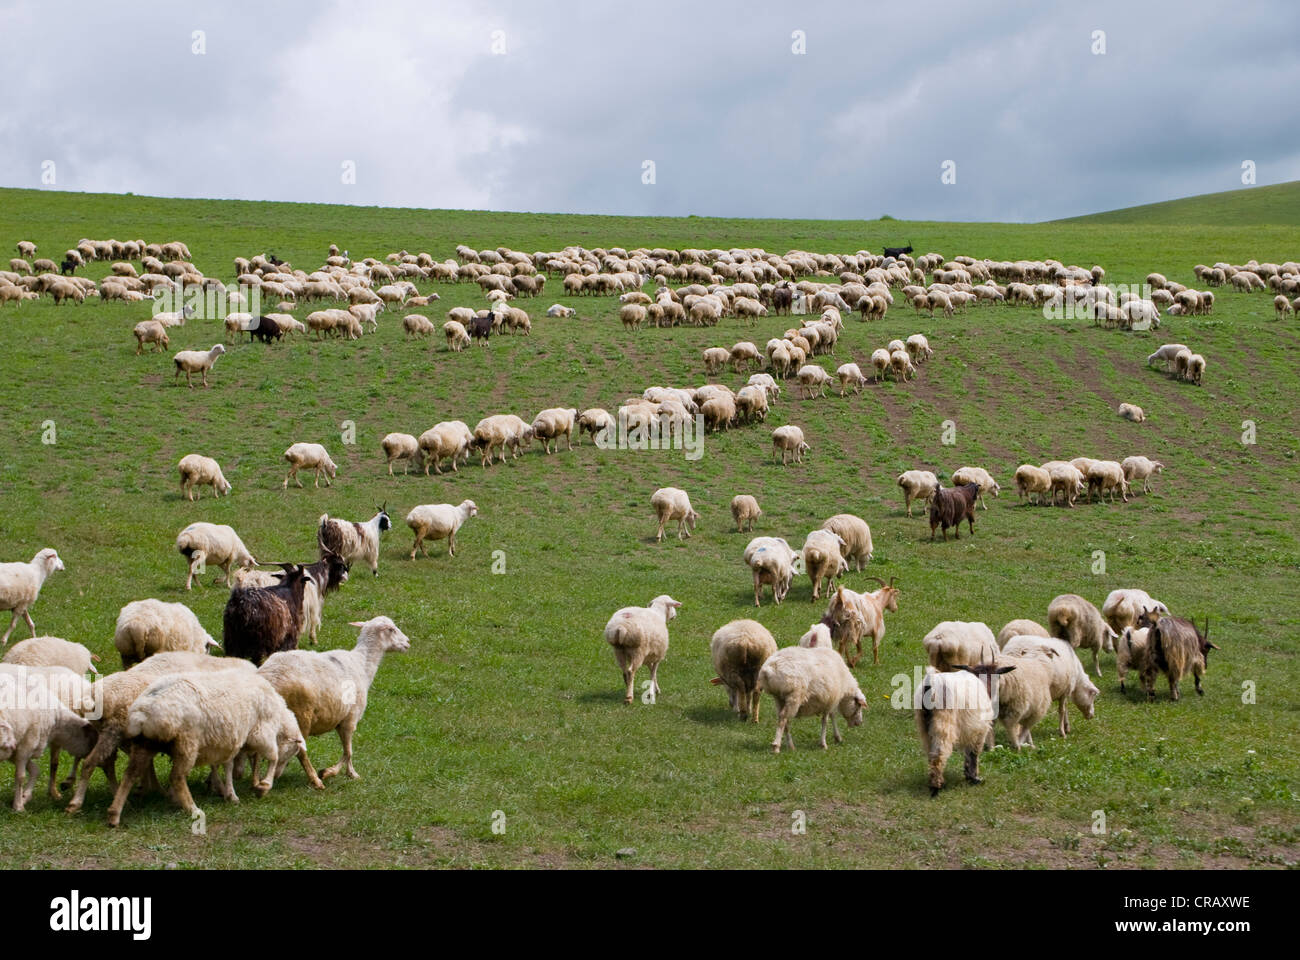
[883,242,914,259]
[929,482,979,541]
[222,564,310,665]
[469,311,493,343]
[1135,611,1217,701]
[823,578,900,666]
[249,315,284,344]
[318,506,391,577]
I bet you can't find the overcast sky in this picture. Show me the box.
[2,1,1297,222]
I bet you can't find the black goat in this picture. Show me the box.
[248,315,284,344]
[223,563,310,665]
[883,242,914,258]
[60,258,78,276]
[929,482,980,541]
[469,311,493,342]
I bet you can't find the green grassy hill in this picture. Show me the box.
[0,188,1297,869]
[1057,180,1300,226]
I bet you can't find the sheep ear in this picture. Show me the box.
[348,621,366,628]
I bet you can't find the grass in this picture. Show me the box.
[0,186,1297,869]
[1057,179,1300,226]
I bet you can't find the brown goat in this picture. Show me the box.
[929,482,979,541]
[823,578,900,666]
[1135,611,1217,701]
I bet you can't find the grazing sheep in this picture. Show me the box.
[796,364,832,398]
[889,349,916,381]
[619,304,647,329]
[1118,402,1146,423]
[835,362,868,396]
[439,318,470,350]
[1187,353,1206,385]
[380,433,420,475]
[906,334,933,363]
[0,669,97,811]
[822,579,899,666]
[949,467,1000,511]
[820,513,873,570]
[257,616,409,788]
[577,408,614,445]
[318,508,391,576]
[176,522,257,590]
[1000,635,1100,737]
[743,536,796,606]
[709,620,778,722]
[801,529,848,601]
[731,495,761,532]
[532,408,578,454]
[897,470,939,517]
[929,482,979,540]
[1115,625,1149,692]
[406,500,478,559]
[1047,594,1117,676]
[403,314,435,339]
[132,319,170,354]
[703,347,731,374]
[757,645,866,753]
[0,549,64,645]
[1121,456,1164,494]
[113,599,218,668]
[106,670,305,826]
[996,619,1049,647]
[963,656,1054,749]
[651,487,698,542]
[1013,464,1052,505]
[922,621,999,672]
[418,421,474,474]
[1102,588,1169,640]
[1146,343,1189,370]
[177,454,231,501]
[1086,460,1130,504]
[3,637,99,676]
[772,425,810,464]
[603,595,681,704]
[915,666,999,795]
[282,442,337,489]
[1045,461,1086,507]
[1134,612,1217,701]
[471,414,534,466]
[172,344,226,388]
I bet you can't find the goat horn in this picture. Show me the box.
[866,577,887,588]
[888,576,898,587]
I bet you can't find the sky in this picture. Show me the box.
[2,0,1297,222]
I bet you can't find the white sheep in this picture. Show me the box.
[2,636,99,676]
[1118,402,1146,423]
[820,513,873,570]
[835,362,868,396]
[651,487,698,542]
[532,408,578,454]
[257,615,410,788]
[890,349,916,381]
[1000,635,1099,738]
[1121,455,1164,494]
[772,424,810,464]
[896,470,938,517]
[403,314,436,339]
[577,408,614,445]
[172,344,226,388]
[796,364,832,398]
[380,433,419,475]
[915,666,998,795]
[471,414,534,466]
[1086,459,1129,504]
[906,333,933,363]
[175,522,257,590]
[757,645,866,753]
[1146,343,1189,370]
[995,618,1049,647]
[871,347,892,381]
[406,500,478,558]
[177,454,232,500]
[283,442,337,489]
[1187,353,1206,385]
[1013,464,1052,505]
[1047,593,1117,676]
[0,668,97,811]
[743,536,796,606]
[603,595,681,704]
[441,319,469,350]
[971,655,1054,749]
[1101,588,1168,635]
[949,466,1000,510]
[1044,461,1085,507]
[709,620,778,722]
[801,529,847,601]
[132,319,170,354]
[0,549,64,645]
[730,494,761,532]
[545,304,576,318]
[922,621,999,671]
[114,599,218,668]
[419,421,474,474]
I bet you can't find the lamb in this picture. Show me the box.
[922,621,999,672]
[2,637,99,676]
[796,364,832,398]
[897,470,939,517]
[0,669,97,811]
[757,645,866,753]
[176,522,257,590]
[257,616,409,789]
[318,507,391,576]
[1086,460,1130,504]
[105,670,305,826]
[1121,456,1165,494]
[772,425,810,464]
[709,620,778,722]
[651,487,698,542]
[1047,593,1117,676]
[418,421,474,474]
[531,408,578,454]
[381,433,420,475]
[801,529,848,601]
[949,466,1000,510]
[603,595,681,704]
[1000,635,1100,738]
[996,619,1049,647]
[961,656,1054,749]
[113,599,218,668]
[915,666,998,795]
[743,536,796,606]
[1134,612,1217,701]
[1013,464,1052,505]
[730,495,761,532]
[835,362,868,396]
[0,549,64,645]
[1147,343,1189,370]
[1118,402,1146,423]
[406,500,478,559]
[132,319,170,354]
[577,408,615,445]
[822,578,899,666]
[176,453,231,501]
[172,344,226,388]
[471,414,534,466]
[282,442,337,488]
[929,482,979,540]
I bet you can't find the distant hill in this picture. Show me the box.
[1057,180,1300,226]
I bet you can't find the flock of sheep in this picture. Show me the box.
[0,229,1285,826]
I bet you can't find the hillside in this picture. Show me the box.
[1057,180,1300,226]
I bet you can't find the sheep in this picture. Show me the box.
[735,385,769,423]
[906,334,933,363]
[1146,343,1189,370]
[835,362,868,396]
[793,364,830,398]
[619,304,647,329]
[949,466,1000,510]
[380,433,420,475]
[603,595,681,704]
[743,536,796,606]
[731,495,761,532]
[176,522,256,591]
[897,470,938,517]
[915,666,999,795]
[823,578,899,666]
[0,669,97,811]
[172,344,226,388]
[1102,588,1169,640]
[703,347,731,374]
[929,482,979,540]
[820,513,873,571]
[471,414,534,466]
[1085,460,1129,504]
[282,442,337,489]
[3,637,99,676]
[996,619,1049,647]
[545,304,575,318]
[1173,348,1193,381]
[772,425,810,464]
[257,616,409,789]
[709,620,778,722]
[757,645,866,753]
[961,656,1054,750]
[105,670,305,826]
[113,600,218,668]
[1115,625,1148,693]
[1013,464,1052,505]
[1000,635,1100,737]
[176,453,231,502]
[747,372,781,402]
[922,621,999,672]
[1121,456,1165,495]
[1134,612,1217,701]
[0,549,64,645]
[402,314,435,339]
[577,408,615,445]
[651,487,698,542]
[801,529,848,601]
[532,408,578,454]
[701,394,737,431]
[890,349,916,381]
[1118,402,1146,423]
[1047,593,1117,676]
[132,319,170,354]
[1188,353,1206,385]
[406,500,478,559]
[418,421,474,474]
[1045,461,1086,507]
[730,341,761,371]
[15,241,35,258]
[319,507,391,576]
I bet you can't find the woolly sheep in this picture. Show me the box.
[1118,402,1146,423]
[1000,635,1099,738]
[772,424,809,464]
[402,314,435,339]
[1045,461,1085,507]
[114,599,218,668]
[835,362,868,396]
[1121,455,1164,494]
[1013,464,1051,505]
[0,669,97,811]
[906,334,933,363]
[604,595,681,704]
[922,621,999,672]
[735,385,769,423]
[172,344,226,388]
[471,414,534,466]
[2,637,99,676]
[577,408,614,445]
[801,529,847,601]
[702,347,731,374]
[406,500,478,559]
[709,620,778,722]
[915,666,997,795]
[0,549,64,645]
[1086,460,1129,504]
[820,514,873,570]
[132,319,170,354]
[177,454,231,501]
[730,495,761,532]
[1187,353,1205,385]
[871,347,892,381]
[1146,343,1188,370]
[532,408,578,454]
[1101,588,1169,635]
[1115,625,1148,693]
[418,421,473,474]
[743,536,796,606]
[257,615,409,788]
[176,522,257,590]
[651,487,698,542]
[381,433,420,475]
[757,645,866,753]
[995,619,1049,647]
[283,442,337,489]
[897,470,938,517]
[972,655,1054,749]
[949,466,1000,510]
[1047,593,1117,676]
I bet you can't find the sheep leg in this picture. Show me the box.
[1058,698,1069,738]
[448,532,456,558]
[830,713,843,745]
[1091,648,1101,677]
[295,742,326,789]
[928,743,953,796]
[963,749,983,785]
[66,733,116,815]
[11,749,33,811]
[168,754,199,815]
[106,745,152,827]
[621,666,636,705]
[321,722,360,780]
[47,746,64,799]
[753,572,762,607]
[0,611,19,645]
[648,661,661,700]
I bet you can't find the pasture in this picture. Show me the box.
[0,185,1297,869]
